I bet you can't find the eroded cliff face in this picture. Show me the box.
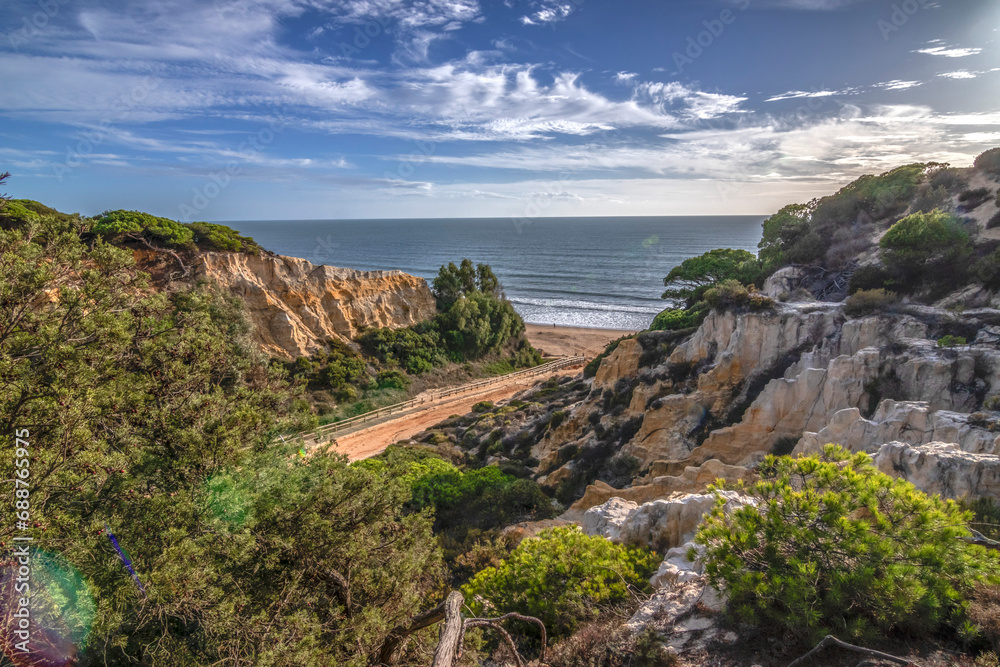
[533,302,1000,509]
[180,252,437,359]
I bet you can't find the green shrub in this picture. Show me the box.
[0,200,41,225]
[376,368,410,391]
[94,209,195,247]
[661,248,763,306]
[975,147,1000,177]
[463,526,660,638]
[697,445,997,644]
[188,221,261,254]
[472,401,494,413]
[843,288,899,318]
[848,264,892,294]
[650,305,707,331]
[759,204,812,272]
[938,335,968,348]
[880,209,971,281]
[704,279,774,313]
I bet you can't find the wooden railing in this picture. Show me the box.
[283,356,586,447]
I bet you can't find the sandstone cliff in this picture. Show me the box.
[179,252,436,359]
[521,302,1000,509]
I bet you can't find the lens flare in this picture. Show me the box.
[1,548,95,666]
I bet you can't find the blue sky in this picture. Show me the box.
[1,0,998,221]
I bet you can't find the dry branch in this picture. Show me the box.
[787,635,912,667]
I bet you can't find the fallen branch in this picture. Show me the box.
[961,529,1000,552]
[375,597,449,665]
[428,591,548,667]
[787,635,912,667]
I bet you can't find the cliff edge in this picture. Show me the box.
[183,252,436,359]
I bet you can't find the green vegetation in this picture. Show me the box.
[879,209,971,283]
[0,212,468,664]
[975,147,1000,177]
[650,304,709,332]
[938,335,968,348]
[432,258,502,309]
[93,209,261,254]
[359,260,537,376]
[757,164,931,273]
[704,279,775,313]
[697,446,997,645]
[843,288,899,318]
[659,248,764,331]
[463,526,660,638]
[661,248,762,305]
[758,203,815,271]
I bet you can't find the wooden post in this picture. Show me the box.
[431,592,464,667]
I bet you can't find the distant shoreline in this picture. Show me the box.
[524,323,636,360]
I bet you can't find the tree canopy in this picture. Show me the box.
[432,258,502,310]
[662,248,762,307]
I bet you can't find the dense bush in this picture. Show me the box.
[759,203,813,271]
[848,263,892,293]
[188,221,262,254]
[463,526,660,638]
[812,163,926,228]
[661,248,762,306]
[0,214,465,664]
[547,622,677,667]
[975,147,1000,177]
[432,258,502,309]
[437,290,525,359]
[880,209,971,282]
[358,325,446,374]
[0,199,41,225]
[697,445,997,645]
[843,288,899,318]
[704,279,775,313]
[650,304,708,332]
[94,209,194,247]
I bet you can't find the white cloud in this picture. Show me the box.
[765,88,857,102]
[915,45,983,58]
[874,80,923,91]
[520,1,577,25]
[939,70,979,79]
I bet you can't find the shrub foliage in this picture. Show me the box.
[463,526,660,638]
[697,445,997,644]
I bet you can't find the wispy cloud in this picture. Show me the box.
[915,44,983,58]
[519,0,578,25]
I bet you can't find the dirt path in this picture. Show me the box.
[328,365,581,461]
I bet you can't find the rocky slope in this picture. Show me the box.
[174,252,436,359]
[535,303,1000,510]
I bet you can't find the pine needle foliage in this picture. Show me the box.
[696,445,998,645]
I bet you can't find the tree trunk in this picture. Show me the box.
[430,592,464,667]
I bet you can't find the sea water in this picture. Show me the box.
[229,216,764,331]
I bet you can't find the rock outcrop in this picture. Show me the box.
[181,252,437,359]
[536,301,1000,510]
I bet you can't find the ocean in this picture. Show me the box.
[229,216,765,331]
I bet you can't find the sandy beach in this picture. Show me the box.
[525,323,637,360]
